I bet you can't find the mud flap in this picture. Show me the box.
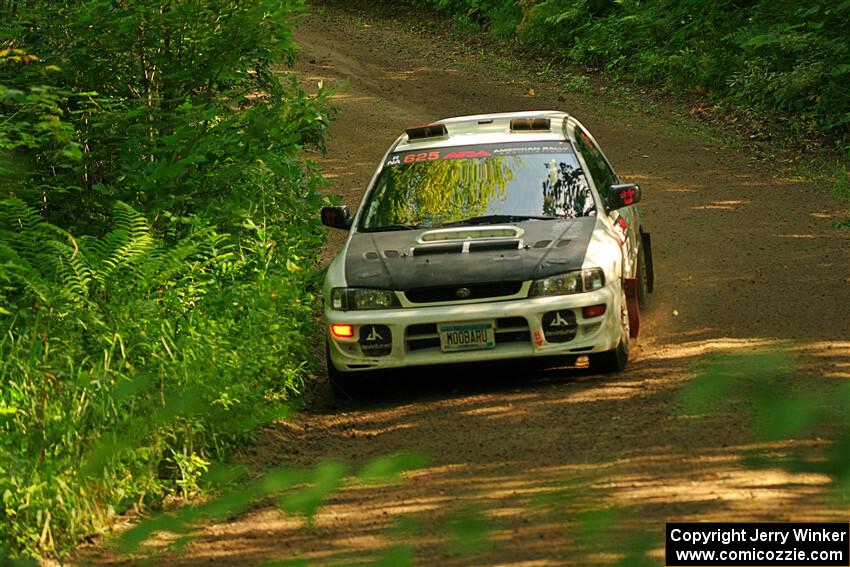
[624,278,640,339]
[640,231,654,293]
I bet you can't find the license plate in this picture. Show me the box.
[438,321,495,352]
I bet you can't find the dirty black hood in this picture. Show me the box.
[344,217,598,290]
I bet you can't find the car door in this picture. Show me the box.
[570,123,640,278]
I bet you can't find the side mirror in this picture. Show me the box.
[321,205,352,230]
[607,183,641,211]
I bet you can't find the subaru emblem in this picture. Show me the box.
[456,287,472,299]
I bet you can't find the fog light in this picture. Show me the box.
[582,304,606,318]
[330,323,354,339]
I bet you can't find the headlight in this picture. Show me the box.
[529,268,606,297]
[331,288,400,311]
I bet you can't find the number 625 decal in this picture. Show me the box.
[404,151,440,164]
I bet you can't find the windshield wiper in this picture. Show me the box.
[440,214,557,227]
[362,224,421,232]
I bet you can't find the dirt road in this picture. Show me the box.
[97,2,850,564]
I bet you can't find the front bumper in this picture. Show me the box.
[326,282,623,373]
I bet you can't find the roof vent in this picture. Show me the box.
[510,118,551,132]
[405,123,448,140]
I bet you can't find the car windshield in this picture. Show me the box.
[359,141,596,231]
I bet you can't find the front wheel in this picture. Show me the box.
[326,342,357,399]
[588,288,630,373]
[588,338,629,373]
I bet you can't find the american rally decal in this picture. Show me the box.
[384,141,573,167]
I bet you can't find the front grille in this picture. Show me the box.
[405,317,531,353]
[404,282,523,304]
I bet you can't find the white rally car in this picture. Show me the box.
[320,111,653,396]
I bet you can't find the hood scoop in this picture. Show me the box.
[413,225,525,256]
[412,239,521,256]
[418,225,524,243]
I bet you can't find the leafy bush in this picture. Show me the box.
[1,0,331,560]
[415,0,850,145]
[431,0,523,37]
[0,197,321,557]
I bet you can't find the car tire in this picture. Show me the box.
[326,342,357,399]
[588,287,630,373]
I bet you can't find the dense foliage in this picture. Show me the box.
[425,0,850,147]
[0,0,330,559]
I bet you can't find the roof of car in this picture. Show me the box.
[394,110,572,151]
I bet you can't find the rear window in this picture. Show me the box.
[359,142,595,231]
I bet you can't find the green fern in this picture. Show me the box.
[0,200,66,307]
[48,239,94,299]
[0,199,207,314]
[89,202,155,288]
